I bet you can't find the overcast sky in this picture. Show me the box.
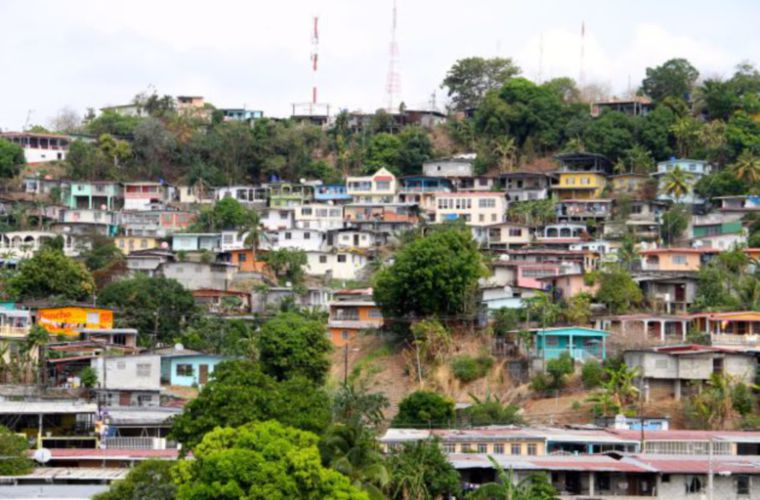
[1,0,758,130]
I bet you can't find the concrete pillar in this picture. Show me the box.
[674,379,682,401]
[589,472,595,496]
[644,320,649,341]
[681,321,688,341]
[660,320,665,342]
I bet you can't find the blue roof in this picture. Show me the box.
[535,327,609,337]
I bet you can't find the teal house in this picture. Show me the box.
[63,181,122,210]
[157,346,229,387]
[534,327,608,362]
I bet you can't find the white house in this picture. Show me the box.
[123,182,168,211]
[293,204,344,230]
[160,261,237,291]
[422,155,474,178]
[262,228,327,252]
[214,185,268,206]
[433,192,508,226]
[0,132,69,163]
[306,251,369,280]
[91,354,162,407]
[0,231,80,260]
[346,168,397,204]
[330,229,382,250]
[486,222,532,249]
[261,208,294,231]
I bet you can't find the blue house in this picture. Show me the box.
[534,327,608,362]
[156,346,229,386]
[314,184,352,203]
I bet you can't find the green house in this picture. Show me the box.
[268,182,313,208]
[62,181,123,210]
[534,327,608,362]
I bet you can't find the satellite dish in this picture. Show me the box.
[33,448,52,464]
[174,343,184,351]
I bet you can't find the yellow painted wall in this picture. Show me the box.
[115,236,159,254]
[555,173,606,199]
[37,307,114,335]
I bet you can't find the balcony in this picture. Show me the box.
[0,325,29,337]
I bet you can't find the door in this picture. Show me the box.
[119,392,131,406]
[199,364,209,384]
[353,234,360,246]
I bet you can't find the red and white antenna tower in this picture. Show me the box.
[385,0,401,112]
[311,16,319,107]
[579,21,586,88]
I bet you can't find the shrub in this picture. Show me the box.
[392,390,455,428]
[451,355,493,383]
[581,360,604,389]
[530,373,551,395]
[546,351,575,389]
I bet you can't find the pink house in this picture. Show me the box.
[123,182,167,211]
[537,272,598,300]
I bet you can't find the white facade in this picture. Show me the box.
[346,168,397,204]
[293,204,344,230]
[332,230,378,250]
[422,157,474,178]
[175,185,213,204]
[486,223,532,248]
[433,192,507,226]
[263,228,326,252]
[0,231,80,259]
[306,251,369,280]
[91,355,161,391]
[261,208,294,231]
[123,183,167,211]
[214,185,267,205]
[0,133,69,163]
[220,230,247,252]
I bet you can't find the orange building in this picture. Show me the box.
[639,248,716,272]
[328,295,384,346]
[36,307,114,335]
[222,249,275,278]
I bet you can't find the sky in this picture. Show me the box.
[0,0,758,130]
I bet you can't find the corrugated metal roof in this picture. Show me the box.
[0,467,128,481]
[0,401,97,415]
[49,448,178,460]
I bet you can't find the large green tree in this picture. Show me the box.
[442,56,521,111]
[392,390,455,428]
[0,425,33,475]
[594,267,643,314]
[374,227,486,320]
[386,438,460,500]
[257,312,332,384]
[174,420,368,499]
[98,275,198,344]
[94,459,175,500]
[640,58,699,102]
[0,138,25,181]
[191,195,249,231]
[6,248,95,301]
[170,360,331,449]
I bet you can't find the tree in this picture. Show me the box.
[192,196,248,231]
[86,110,143,137]
[174,420,368,500]
[467,458,558,500]
[97,133,132,168]
[731,150,760,184]
[131,117,177,178]
[525,292,562,329]
[319,423,389,499]
[595,267,643,314]
[545,351,574,390]
[98,275,198,344]
[387,438,460,500]
[331,383,390,430]
[0,425,33,475]
[392,390,455,428]
[177,317,256,357]
[257,312,332,384]
[640,58,699,102]
[170,360,331,450]
[582,111,637,162]
[0,138,25,181]
[563,292,593,325]
[685,373,742,430]
[694,170,746,200]
[660,204,689,245]
[696,78,739,121]
[261,248,307,288]
[79,234,123,272]
[637,104,676,160]
[48,107,83,133]
[465,393,523,426]
[374,227,486,321]
[397,126,433,176]
[6,248,94,301]
[94,459,175,500]
[670,116,702,158]
[364,133,403,173]
[442,56,521,111]
[660,166,693,202]
[587,363,640,416]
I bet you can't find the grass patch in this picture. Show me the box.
[451,355,494,383]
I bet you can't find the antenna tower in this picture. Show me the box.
[579,21,586,88]
[291,16,329,121]
[311,16,319,108]
[385,0,401,112]
[538,33,544,84]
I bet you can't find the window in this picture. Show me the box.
[566,177,576,185]
[337,254,347,263]
[545,336,559,347]
[116,361,126,370]
[478,198,496,208]
[301,208,313,216]
[376,181,391,191]
[136,363,152,377]
[671,255,687,265]
[477,443,487,453]
[304,232,311,239]
[319,255,327,264]
[137,394,153,406]
[527,443,537,455]
[284,232,292,240]
[443,443,456,453]
[493,444,504,454]
[479,178,489,186]
[736,475,750,495]
[511,443,521,455]
[509,228,522,237]
[479,214,485,222]
[341,331,349,340]
[461,443,473,453]
[368,308,383,318]
[491,214,497,222]
[581,177,590,185]
[176,364,194,377]
[140,239,148,249]
[686,476,703,494]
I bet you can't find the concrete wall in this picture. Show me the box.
[92,355,161,391]
[658,474,759,500]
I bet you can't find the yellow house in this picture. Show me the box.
[553,172,607,200]
[115,236,159,254]
[36,307,114,336]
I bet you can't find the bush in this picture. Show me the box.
[581,360,604,389]
[546,351,575,389]
[392,390,455,428]
[451,355,493,383]
[530,373,551,394]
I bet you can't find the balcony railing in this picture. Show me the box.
[0,325,29,337]
[104,437,168,450]
[711,333,759,346]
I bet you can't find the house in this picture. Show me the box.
[609,173,649,195]
[494,261,570,290]
[119,209,195,238]
[346,168,398,204]
[122,182,168,211]
[219,230,248,252]
[716,195,760,212]
[422,155,474,178]
[220,108,263,125]
[173,184,214,204]
[161,261,237,291]
[0,131,70,163]
[0,230,80,259]
[591,96,653,117]
[397,176,453,210]
[329,228,383,250]
[556,199,612,222]
[214,185,268,206]
[652,159,712,204]
[479,285,538,311]
[33,306,114,336]
[261,207,295,231]
[125,249,174,277]
[100,103,147,117]
[268,182,313,208]
[639,248,715,272]
[344,203,418,225]
[293,204,344,230]
[156,345,228,386]
[171,233,221,253]
[552,152,612,200]
[401,109,447,129]
[689,311,760,347]
[114,236,160,254]
[313,184,353,203]
[0,305,31,338]
[305,251,369,280]
[603,200,666,241]
[625,345,757,401]
[534,223,587,246]
[537,272,598,301]
[533,326,608,363]
[595,313,692,348]
[690,215,746,250]
[91,354,162,407]
[218,248,271,275]
[433,192,507,226]
[635,273,699,314]
[192,289,251,314]
[55,208,118,236]
[327,289,384,346]
[262,228,326,252]
[486,222,533,250]
[501,172,551,202]
[62,181,122,211]
[0,400,98,449]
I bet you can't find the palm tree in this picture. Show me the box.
[731,151,760,184]
[493,136,518,173]
[468,457,558,499]
[587,364,640,417]
[618,232,639,271]
[660,166,693,203]
[321,424,389,500]
[238,208,267,259]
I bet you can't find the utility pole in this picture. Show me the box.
[708,437,714,500]
[343,343,348,386]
